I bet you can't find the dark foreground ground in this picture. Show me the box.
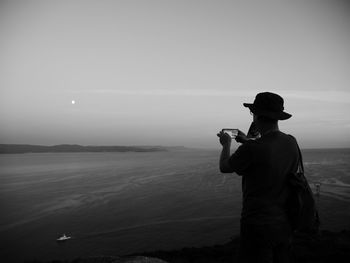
[25,229,350,263]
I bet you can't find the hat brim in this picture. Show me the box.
[243,103,292,120]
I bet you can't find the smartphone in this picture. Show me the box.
[222,128,239,138]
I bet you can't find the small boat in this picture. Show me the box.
[56,234,71,242]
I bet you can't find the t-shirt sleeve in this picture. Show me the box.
[228,144,252,175]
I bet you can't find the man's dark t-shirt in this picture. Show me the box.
[229,131,299,225]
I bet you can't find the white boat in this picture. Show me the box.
[56,234,71,242]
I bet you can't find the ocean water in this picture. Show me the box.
[0,148,349,262]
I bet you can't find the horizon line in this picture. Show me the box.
[1,143,350,151]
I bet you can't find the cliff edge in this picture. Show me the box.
[26,229,350,263]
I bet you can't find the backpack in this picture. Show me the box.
[286,137,320,234]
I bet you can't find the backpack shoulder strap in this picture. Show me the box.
[288,135,304,173]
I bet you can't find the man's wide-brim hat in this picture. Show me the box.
[243,92,292,120]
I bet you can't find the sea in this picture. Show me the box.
[0,148,350,262]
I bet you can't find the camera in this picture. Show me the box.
[221,128,239,138]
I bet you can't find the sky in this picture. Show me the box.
[1,0,350,149]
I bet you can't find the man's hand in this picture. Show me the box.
[235,130,249,144]
[217,131,232,146]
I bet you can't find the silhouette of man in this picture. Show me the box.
[217,92,299,263]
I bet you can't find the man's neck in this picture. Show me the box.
[259,123,279,136]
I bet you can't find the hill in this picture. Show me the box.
[0,144,168,154]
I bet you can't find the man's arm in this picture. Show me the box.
[217,129,250,173]
[217,131,234,173]
[219,143,234,173]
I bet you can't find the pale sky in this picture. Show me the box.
[1,0,350,149]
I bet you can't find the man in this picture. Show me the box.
[217,92,299,263]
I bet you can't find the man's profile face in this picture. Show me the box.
[252,111,258,123]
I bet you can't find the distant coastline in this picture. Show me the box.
[0,144,173,154]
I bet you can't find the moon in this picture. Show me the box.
[71,100,76,105]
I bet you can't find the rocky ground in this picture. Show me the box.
[26,229,350,263]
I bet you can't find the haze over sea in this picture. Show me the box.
[1,148,350,263]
